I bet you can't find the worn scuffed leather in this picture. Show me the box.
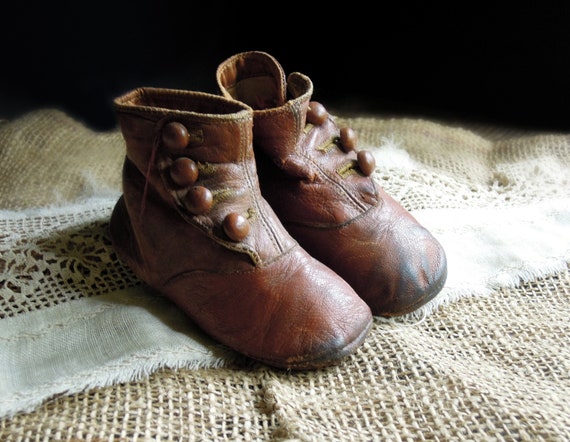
[110,87,373,369]
[216,52,448,316]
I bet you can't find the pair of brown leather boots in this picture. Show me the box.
[110,51,447,370]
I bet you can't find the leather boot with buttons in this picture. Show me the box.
[216,51,447,317]
[110,87,373,370]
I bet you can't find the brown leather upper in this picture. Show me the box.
[110,87,373,369]
[216,52,448,316]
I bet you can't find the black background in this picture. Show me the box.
[2,2,569,132]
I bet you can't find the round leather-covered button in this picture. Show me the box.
[162,121,190,150]
[184,186,213,214]
[339,127,357,152]
[170,157,199,187]
[223,212,250,242]
[306,101,328,125]
[357,150,376,176]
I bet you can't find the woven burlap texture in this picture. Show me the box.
[0,110,123,210]
[2,272,569,441]
[1,109,569,440]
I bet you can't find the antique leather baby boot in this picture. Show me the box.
[110,87,372,370]
[216,51,447,317]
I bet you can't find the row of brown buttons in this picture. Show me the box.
[306,101,376,177]
[161,121,250,242]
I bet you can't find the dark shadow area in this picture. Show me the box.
[2,2,569,131]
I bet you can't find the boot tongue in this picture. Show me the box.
[216,51,287,109]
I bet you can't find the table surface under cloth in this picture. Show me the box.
[0,109,569,441]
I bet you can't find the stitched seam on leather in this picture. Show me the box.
[284,203,377,229]
[302,150,368,212]
[240,123,285,256]
[161,243,300,285]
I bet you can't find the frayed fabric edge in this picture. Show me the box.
[0,346,240,419]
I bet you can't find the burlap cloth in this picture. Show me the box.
[1,109,569,440]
